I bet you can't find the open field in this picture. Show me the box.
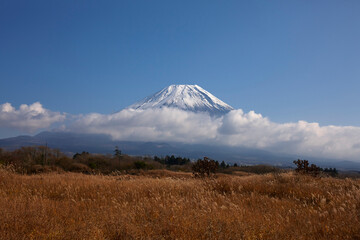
[1,168,360,239]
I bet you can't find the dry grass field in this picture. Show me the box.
[1,167,360,240]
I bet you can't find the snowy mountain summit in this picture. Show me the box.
[128,85,234,115]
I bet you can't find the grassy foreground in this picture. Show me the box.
[1,168,360,240]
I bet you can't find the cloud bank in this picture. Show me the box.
[68,107,360,161]
[2,102,360,161]
[0,102,66,132]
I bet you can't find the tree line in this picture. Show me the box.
[0,146,339,177]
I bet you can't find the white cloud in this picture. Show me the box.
[0,102,66,132]
[70,108,220,143]
[68,108,360,161]
[2,102,360,161]
[217,110,360,160]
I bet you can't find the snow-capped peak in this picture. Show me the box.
[127,84,234,115]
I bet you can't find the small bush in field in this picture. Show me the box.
[70,163,91,173]
[192,157,218,177]
[134,161,147,170]
[293,159,321,176]
[55,156,73,171]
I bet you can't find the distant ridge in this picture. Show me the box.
[1,131,360,170]
[127,84,234,115]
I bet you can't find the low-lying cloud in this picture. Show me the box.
[70,108,220,143]
[2,102,360,161]
[217,110,360,160]
[0,102,66,132]
[68,107,360,161]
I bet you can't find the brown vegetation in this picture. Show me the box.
[293,159,322,176]
[0,146,175,174]
[192,157,218,177]
[1,166,359,239]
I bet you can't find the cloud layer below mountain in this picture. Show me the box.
[2,102,360,161]
[69,107,360,161]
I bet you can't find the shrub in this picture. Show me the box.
[28,164,45,174]
[293,159,321,176]
[70,163,91,173]
[73,151,89,160]
[55,156,73,171]
[134,161,147,170]
[192,157,218,177]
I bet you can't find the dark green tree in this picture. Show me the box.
[73,151,89,160]
[114,146,122,157]
[134,161,147,170]
[220,161,226,168]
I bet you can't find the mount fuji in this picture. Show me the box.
[127,85,234,115]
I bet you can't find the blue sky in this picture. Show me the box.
[1,0,360,135]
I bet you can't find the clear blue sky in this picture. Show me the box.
[1,0,359,126]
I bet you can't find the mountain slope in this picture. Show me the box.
[127,85,234,115]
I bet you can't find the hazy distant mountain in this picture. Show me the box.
[1,131,360,171]
[127,84,234,115]
[0,131,291,165]
[0,131,177,155]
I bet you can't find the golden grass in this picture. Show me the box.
[0,168,359,240]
